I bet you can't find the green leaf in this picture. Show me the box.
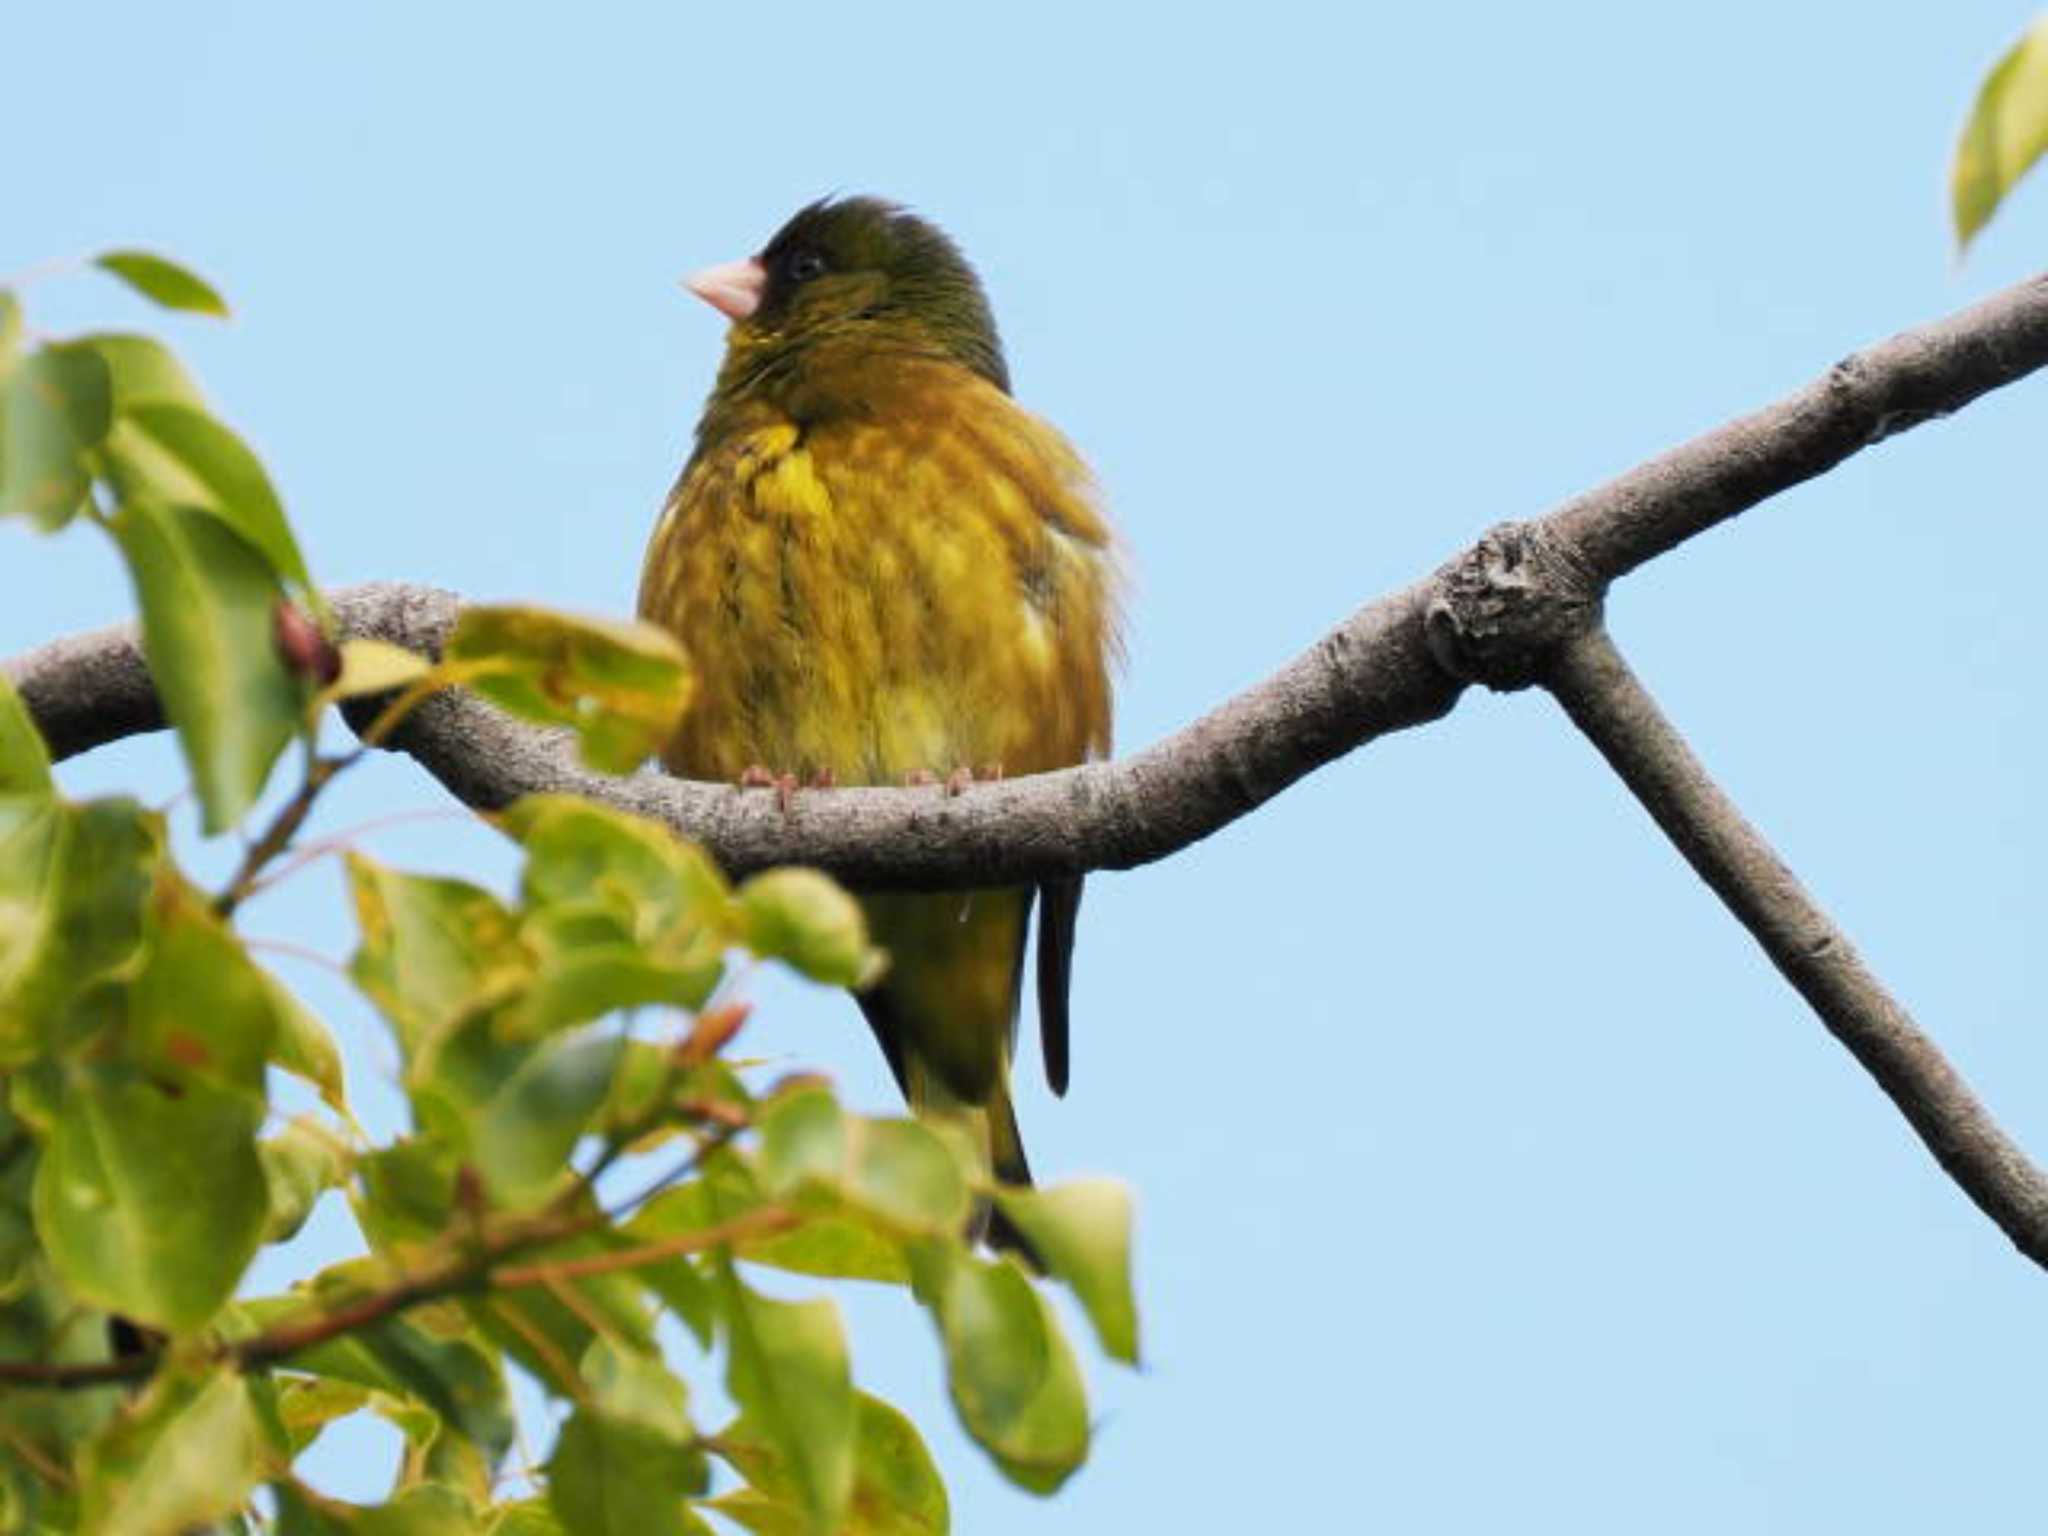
[345,853,531,1056]
[489,1500,575,1536]
[94,250,230,318]
[0,1253,123,1458]
[841,1392,951,1535]
[614,1185,728,1346]
[76,332,207,411]
[719,1262,855,1534]
[991,1180,1139,1364]
[0,796,161,1062]
[0,672,53,795]
[502,794,730,938]
[919,1247,1089,1495]
[277,1479,487,1535]
[737,869,884,989]
[508,902,722,1032]
[263,969,351,1114]
[464,1027,623,1208]
[260,1119,350,1242]
[352,1137,458,1249]
[1,343,112,529]
[1954,15,2048,251]
[712,1094,968,1279]
[498,795,733,1026]
[739,1216,912,1286]
[350,1317,514,1466]
[581,1337,696,1441]
[468,1249,654,1393]
[275,1376,371,1454]
[848,1117,973,1239]
[445,606,693,774]
[77,1369,266,1536]
[0,291,20,368]
[108,401,311,592]
[34,1063,267,1331]
[713,1392,948,1536]
[539,1341,708,1524]
[548,1407,705,1536]
[351,1166,650,1385]
[111,499,302,832]
[756,1086,849,1195]
[128,871,278,1095]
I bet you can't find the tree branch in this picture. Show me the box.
[9,269,2048,1285]
[11,272,2046,887]
[1542,624,2048,1266]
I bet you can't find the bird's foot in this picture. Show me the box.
[902,764,1002,796]
[737,763,801,816]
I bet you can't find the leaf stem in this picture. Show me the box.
[213,745,363,918]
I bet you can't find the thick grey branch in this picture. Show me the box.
[13,271,2048,883]
[1545,625,2048,1267]
[10,268,2048,1270]
[1547,273,2048,581]
[7,580,1459,886]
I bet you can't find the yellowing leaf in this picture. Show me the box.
[1954,14,2048,251]
[446,605,692,774]
[261,968,350,1115]
[324,637,431,703]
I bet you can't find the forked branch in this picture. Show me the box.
[9,270,2048,1268]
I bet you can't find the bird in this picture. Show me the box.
[637,197,1120,1250]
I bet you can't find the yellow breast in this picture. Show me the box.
[637,367,1118,786]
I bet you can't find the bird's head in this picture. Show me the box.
[687,197,1009,397]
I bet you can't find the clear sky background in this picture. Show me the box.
[9,2,2048,1530]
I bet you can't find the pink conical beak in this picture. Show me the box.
[684,257,767,321]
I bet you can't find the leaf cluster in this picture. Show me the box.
[0,260,1138,1533]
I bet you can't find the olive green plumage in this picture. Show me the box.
[638,197,1120,1242]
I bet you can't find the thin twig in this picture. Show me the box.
[242,934,349,976]
[239,806,475,902]
[214,746,362,919]
[0,1101,756,1391]
[1542,623,2048,1266]
[491,1208,798,1289]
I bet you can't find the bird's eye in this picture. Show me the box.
[787,250,827,283]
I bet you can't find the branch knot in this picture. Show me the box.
[1424,521,1601,691]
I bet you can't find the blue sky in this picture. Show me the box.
[9,2,2048,1529]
